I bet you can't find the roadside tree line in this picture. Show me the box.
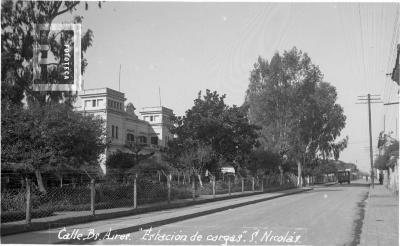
[1,1,349,194]
[107,48,350,188]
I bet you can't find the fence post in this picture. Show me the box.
[25,178,31,225]
[252,177,255,192]
[167,174,171,204]
[192,176,196,201]
[90,179,95,216]
[228,176,231,196]
[212,177,216,198]
[241,178,244,193]
[133,173,137,209]
[261,178,264,192]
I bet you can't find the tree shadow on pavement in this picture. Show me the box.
[335,183,370,188]
[311,188,344,192]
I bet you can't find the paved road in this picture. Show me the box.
[92,181,369,246]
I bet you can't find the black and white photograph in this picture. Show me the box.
[1,1,399,245]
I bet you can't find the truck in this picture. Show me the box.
[337,169,351,184]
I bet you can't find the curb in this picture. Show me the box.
[58,188,312,244]
[1,185,300,236]
[310,182,337,187]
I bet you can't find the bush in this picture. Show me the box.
[171,184,193,199]
[1,189,26,211]
[1,189,43,212]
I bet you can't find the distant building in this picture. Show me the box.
[74,88,174,173]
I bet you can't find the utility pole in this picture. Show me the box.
[158,86,162,106]
[357,94,382,188]
[118,64,122,91]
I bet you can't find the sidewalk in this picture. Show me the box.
[1,185,304,236]
[1,187,311,244]
[358,182,399,246]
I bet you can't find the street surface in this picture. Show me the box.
[92,181,369,246]
[1,181,371,246]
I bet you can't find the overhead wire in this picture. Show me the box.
[358,3,369,92]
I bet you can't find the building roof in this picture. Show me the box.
[79,87,126,100]
[139,106,174,115]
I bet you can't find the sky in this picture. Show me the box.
[58,2,399,172]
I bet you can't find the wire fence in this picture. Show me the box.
[1,171,299,225]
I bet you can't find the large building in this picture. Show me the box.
[74,88,174,173]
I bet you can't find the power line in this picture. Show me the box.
[358,4,368,91]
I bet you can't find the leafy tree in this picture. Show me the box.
[125,141,154,166]
[1,103,107,193]
[375,135,399,170]
[245,47,347,186]
[1,1,102,191]
[177,140,213,186]
[1,0,96,107]
[170,89,259,174]
[105,141,155,175]
[247,148,283,176]
[105,151,136,171]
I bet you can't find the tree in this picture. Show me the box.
[375,134,399,170]
[105,141,155,179]
[1,0,96,107]
[247,148,282,176]
[1,103,107,193]
[125,141,154,166]
[245,47,347,187]
[176,140,213,187]
[1,1,102,192]
[170,89,259,174]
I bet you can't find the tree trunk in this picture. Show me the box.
[197,174,203,187]
[34,169,47,194]
[191,176,196,200]
[297,160,302,188]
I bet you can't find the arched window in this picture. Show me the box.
[127,133,135,142]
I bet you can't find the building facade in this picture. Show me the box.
[74,88,174,173]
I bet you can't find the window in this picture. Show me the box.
[92,100,96,107]
[139,136,147,144]
[111,125,115,138]
[108,100,111,107]
[115,126,119,139]
[85,100,90,108]
[127,133,135,142]
[97,99,103,107]
[151,137,158,145]
[150,116,154,121]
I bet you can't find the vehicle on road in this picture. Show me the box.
[337,170,351,184]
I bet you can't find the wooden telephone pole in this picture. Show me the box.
[356,94,382,188]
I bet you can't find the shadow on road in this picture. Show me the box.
[311,188,344,192]
[336,183,370,188]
